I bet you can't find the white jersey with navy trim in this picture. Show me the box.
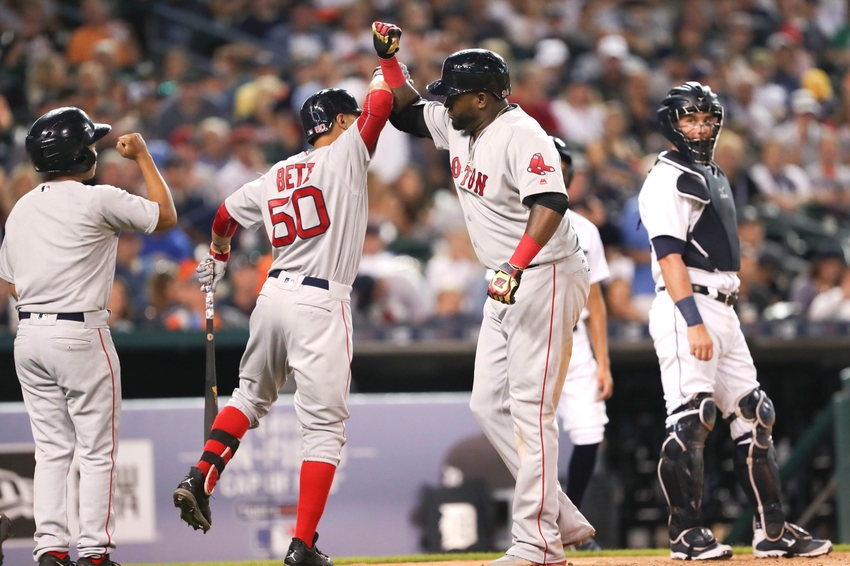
[224,122,370,286]
[638,158,740,294]
[421,101,581,270]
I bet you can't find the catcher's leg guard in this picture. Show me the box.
[658,393,717,540]
[729,388,785,541]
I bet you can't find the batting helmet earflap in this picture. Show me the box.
[26,107,112,174]
[550,136,574,188]
[300,88,362,145]
[427,49,511,100]
[657,81,724,165]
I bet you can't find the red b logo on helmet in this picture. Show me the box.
[527,153,555,175]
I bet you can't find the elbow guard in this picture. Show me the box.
[389,99,431,139]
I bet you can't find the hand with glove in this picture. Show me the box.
[197,245,229,293]
[372,21,402,59]
[488,262,523,305]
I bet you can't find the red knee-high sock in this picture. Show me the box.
[196,406,250,494]
[295,461,336,546]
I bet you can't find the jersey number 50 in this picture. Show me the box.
[267,186,330,247]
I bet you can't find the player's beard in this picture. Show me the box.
[449,113,474,133]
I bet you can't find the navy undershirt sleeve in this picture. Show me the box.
[652,235,686,259]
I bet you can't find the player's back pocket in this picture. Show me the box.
[50,336,92,351]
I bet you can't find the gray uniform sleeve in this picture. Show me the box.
[225,176,266,232]
[511,131,567,205]
[95,185,160,234]
[421,101,452,150]
[326,122,371,190]
[0,238,13,284]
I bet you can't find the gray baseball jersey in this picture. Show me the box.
[422,101,593,562]
[0,179,158,561]
[557,211,610,445]
[224,124,369,286]
[225,121,376,467]
[0,181,159,310]
[422,101,581,270]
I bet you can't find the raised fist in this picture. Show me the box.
[372,21,402,59]
[116,133,149,161]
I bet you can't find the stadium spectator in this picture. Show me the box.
[749,138,812,211]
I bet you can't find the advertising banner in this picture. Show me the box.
[0,393,484,563]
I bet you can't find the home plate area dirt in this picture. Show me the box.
[345,554,850,566]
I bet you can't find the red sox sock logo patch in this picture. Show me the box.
[527,153,555,175]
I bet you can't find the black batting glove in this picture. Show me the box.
[372,21,402,59]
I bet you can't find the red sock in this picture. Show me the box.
[295,461,336,545]
[197,406,250,493]
[85,555,107,565]
[46,552,69,561]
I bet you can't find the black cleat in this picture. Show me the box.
[77,554,120,566]
[37,552,73,566]
[284,533,333,566]
[173,466,212,532]
[753,520,832,558]
[670,527,733,560]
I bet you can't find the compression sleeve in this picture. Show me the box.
[212,202,239,239]
[522,192,569,215]
[388,99,432,139]
[356,88,393,154]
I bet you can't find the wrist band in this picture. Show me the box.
[379,56,407,89]
[509,233,543,270]
[675,296,703,327]
[210,244,230,262]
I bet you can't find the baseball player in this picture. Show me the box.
[0,107,177,566]
[551,138,612,552]
[372,22,593,566]
[1,513,9,566]
[172,74,394,566]
[638,82,832,559]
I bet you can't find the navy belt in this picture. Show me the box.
[659,284,738,307]
[18,312,85,322]
[268,270,330,290]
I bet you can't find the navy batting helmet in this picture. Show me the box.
[26,107,111,173]
[657,81,724,165]
[300,88,362,145]
[427,49,511,100]
[550,136,574,188]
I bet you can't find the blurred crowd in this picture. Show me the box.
[3,0,850,333]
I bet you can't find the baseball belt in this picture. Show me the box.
[18,312,85,321]
[268,270,329,290]
[659,284,738,307]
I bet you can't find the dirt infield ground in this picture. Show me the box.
[344,553,850,566]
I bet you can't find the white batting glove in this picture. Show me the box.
[197,251,228,293]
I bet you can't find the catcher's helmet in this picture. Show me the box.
[300,88,362,145]
[658,81,724,165]
[26,107,111,174]
[427,49,511,100]
[550,136,574,188]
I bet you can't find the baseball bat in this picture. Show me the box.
[204,278,218,443]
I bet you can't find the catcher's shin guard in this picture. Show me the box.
[658,393,717,539]
[730,388,785,541]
